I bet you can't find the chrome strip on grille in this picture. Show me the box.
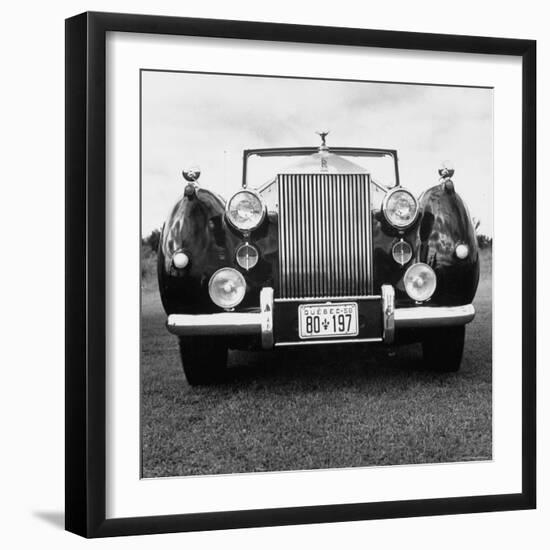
[278,173,372,299]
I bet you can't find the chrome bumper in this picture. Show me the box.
[394,304,476,329]
[166,288,274,348]
[166,286,475,348]
[381,282,475,343]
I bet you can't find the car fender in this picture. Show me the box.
[157,186,239,314]
[417,180,480,305]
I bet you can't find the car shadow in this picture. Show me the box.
[223,342,435,389]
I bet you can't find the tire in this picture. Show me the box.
[422,326,465,372]
[178,336,228,386]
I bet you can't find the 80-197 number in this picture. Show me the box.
[304,313,353,334]
[298,302,359,339]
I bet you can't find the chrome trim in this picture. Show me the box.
[316,130,330,149]
[167,294,474,340]
[365,175,374,294]
[260,287,274,349]
[182,165,201,182]
[275,337,382,347]
[381,187,419,230]
[278,173,372,298]
[166,312,261,336]
[166,287,274,344]
[381,285,395,344]
[275,295,381,303]
[225,189,267,232]
[438,161,455,179]
[244,147,400,189]
[395,304,475,328]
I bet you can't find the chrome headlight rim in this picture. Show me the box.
[225,189,267,233]
[403,262,437,303]
[208,267,247,310]
[382,187,419,230]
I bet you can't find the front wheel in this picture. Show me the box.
[422,326,465,372]
[178,336,228,386]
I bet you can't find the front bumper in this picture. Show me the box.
[166,286,475,348]
[166,288,274,348]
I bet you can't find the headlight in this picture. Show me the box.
[236,243,259,270]
[226,190,266,232]
[403,263,436,302]
[208,268,246,309]
[382,188,418,229]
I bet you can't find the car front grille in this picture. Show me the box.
[277,173,373,299]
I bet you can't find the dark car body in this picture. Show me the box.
[157,137,479,384]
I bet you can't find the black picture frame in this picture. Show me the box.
[65,11,536,538]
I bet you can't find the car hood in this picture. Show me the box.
[279,151,369,175]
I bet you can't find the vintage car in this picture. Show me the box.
[157,133,479,385]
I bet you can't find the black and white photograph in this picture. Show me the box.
[140,70,493,478]
[0,0,543,544]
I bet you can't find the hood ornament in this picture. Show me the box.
[316,130,330,172]
[316,130,330,151]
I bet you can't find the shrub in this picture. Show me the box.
[472,218,492,249]
[142,228,161,254]
[141,244,157,286]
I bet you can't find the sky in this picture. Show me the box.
[141,70,493,237]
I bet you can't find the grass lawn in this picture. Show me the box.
[141,248,492,477]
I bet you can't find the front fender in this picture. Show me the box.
[157,187,240,315]
[157,185,277,315]
[417,180,480,305]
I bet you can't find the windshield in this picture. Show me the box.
[244,148,398,190]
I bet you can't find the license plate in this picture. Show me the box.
[298,302,359,339]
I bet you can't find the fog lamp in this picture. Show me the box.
[403,263,436,302]
[236,243,259,270]
[172,251,189,269]
[392,239,413,265]
[455,243,469,259]
[208,268,246,309]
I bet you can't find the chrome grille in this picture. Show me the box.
[278,173,373,299]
